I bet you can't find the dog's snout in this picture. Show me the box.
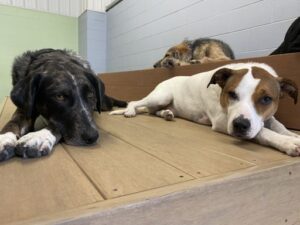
[233,116,251,136]
[81,130,99,145]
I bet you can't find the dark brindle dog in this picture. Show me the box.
[0,49,127,161]
[153,38,235,68]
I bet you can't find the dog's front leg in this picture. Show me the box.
[265,117,300,138]
[189,59,201,64]
[15,125,61,159]
[255,127,300,156]
[0,108,35,161]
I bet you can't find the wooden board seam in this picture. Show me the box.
[128,117,259,166]
[61,144,107,200]
[11,158,300,225]
[101,128,198,179]
[0,96,8,118]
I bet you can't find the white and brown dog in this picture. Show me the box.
[110,63,300,156]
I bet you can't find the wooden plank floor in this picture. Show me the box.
[0,97,297,225]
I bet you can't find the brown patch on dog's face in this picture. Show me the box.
[208,68,248,109]
[154,42,192,68]
[251,67,281,120]
[166,43,190,60]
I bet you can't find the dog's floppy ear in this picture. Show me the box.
[10,74,42,118]
[85,72,104,113]
[277,77,298,104]
[207,68,233,88]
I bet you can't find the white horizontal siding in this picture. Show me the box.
[107,0,300,72]
[0,0,114,17]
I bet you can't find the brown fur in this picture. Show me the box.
[153,38,234,68]
[193,42,231,64]
[219,69,248,109]
[210,66,298,119]
[251,67,281,120]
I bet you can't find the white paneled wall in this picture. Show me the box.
[0,0,115,17]
[79,10,107,73]
[107,0,300,72]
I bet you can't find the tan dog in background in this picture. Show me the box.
[153,38,235,68]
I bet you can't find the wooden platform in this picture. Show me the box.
[1,97,300,225]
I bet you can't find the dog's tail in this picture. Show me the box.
[102,95,127,111]
[110,96,128,108]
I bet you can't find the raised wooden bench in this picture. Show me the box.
[0,53,300,225]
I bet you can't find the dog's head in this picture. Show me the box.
[153,41,192,68]
[11,58,103,146]
[207,64,298,139]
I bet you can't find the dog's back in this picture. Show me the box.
[191,38,235,60]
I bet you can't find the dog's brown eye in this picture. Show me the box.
[87,92,94,99]
[228,91,238,100]
[56,94,65,101]
[259,96,272,105]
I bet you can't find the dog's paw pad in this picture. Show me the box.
[162,110,174,121]
[15,129,56,158]
[0,132,17,162]
[16,146,51,158]
[0,145,15,162]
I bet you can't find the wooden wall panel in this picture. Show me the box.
[100,53,300,130]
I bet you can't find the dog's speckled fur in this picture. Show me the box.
[0,49,127,161]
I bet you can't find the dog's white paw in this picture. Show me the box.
[156,109,174,121]
[279,137,300,157]
[124,108,137,117]
[0,132,17,162]
[15,129,56,158]
[163,110,174,121]
[109,108,137,117]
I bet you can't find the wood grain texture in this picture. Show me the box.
[0,96,6,115]
[125,114,290,164]
[96,113,255,177]
[0,98,103,224]
[16,159,300,225]
[63,130,193,199]
[56,160,300,225]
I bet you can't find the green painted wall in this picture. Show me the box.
[0,5,78,102]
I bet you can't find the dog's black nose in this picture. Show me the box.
[233,116,251,135]
[82,131,99,145]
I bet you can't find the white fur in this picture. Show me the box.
[17,129,56,156]
[67,72,96,129]
[226,69,262,138]
[110,62,300,156]
[0,132,17,151]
